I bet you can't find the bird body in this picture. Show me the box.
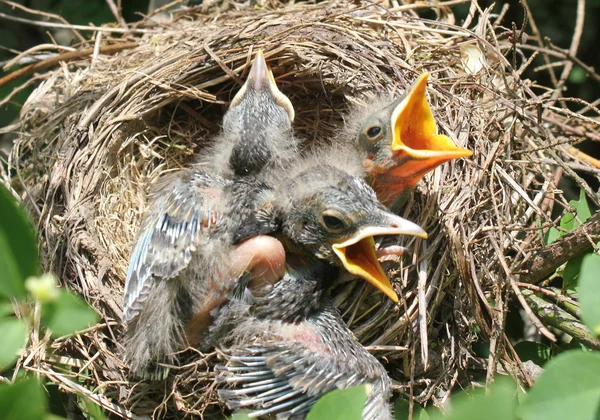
[216,265,392,420]
[213,163,427,419]
[122,51,296,378]
[123,170,287,376]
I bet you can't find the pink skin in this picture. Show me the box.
[376,245,407,260]
[185,235,286,346]
[236,235,286,290]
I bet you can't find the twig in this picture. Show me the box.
[0,11,151,34]
[418,243,429,370]
[1,0,86,43]
[517,283,580,313]
[390,0,469,12]
[105,0,128,29]
[487,232,557,342]
[520,0,558,89]
[0,42,138,88]
[91,31,103,68]
[2,44,75,70]
[519,43,600,84]
[550,0,585,102]
[365,345,409,352]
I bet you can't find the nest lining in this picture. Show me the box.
[3,0,600,418]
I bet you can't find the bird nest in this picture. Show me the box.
[3,0,600,418]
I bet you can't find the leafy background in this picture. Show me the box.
[1,0,600,419]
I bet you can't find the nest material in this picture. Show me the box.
[3,0,600,418]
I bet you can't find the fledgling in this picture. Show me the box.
[214,163,428,419]
[198,50,297,178]
[122,51,297,379]
[342,73,473,209]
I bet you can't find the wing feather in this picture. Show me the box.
[123,170,230,323]
[216,306,391,419]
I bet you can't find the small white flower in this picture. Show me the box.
[25,273,60,302]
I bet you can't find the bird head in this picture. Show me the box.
[356,73,473,205]
[225,50,297,176]
[279,165,427,302]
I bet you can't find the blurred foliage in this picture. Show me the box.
[306,385,368,420]
[0,183,101,417]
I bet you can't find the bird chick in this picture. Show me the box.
[199,50,297,178]
[213,163,427,419]
[122,51,296,379]
[344,73,473,209]
[274,163,427,302]
[217,267,393,420]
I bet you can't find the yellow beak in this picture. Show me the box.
[332,217,427,302]
[230,49,295,121]
[389,73,472,184]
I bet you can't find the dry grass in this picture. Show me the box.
[1,0,600,417]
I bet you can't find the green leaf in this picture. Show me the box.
[307,385,368,420]
[544,227,560,245]
[42,291,99,337]
[229,412,252,420]
[551,191,592,248]
[0,184,39,299]
[572,189,591,223]
[514,341,551,367]
[0,317,27,371]
[519,351,600,420]
[560,212,576,233]
[77,395,106,420]
[569,66,586,84]
[427,379,518,420]
[579,253,600,335]
[0,376,47,420]
[563,253,585,289]
[395,398,430,420]
[0,300,14,317]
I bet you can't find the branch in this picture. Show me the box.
[0,42,138,88]
[522,289,600,350]
[519,212,600,284]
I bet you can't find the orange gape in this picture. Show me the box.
[365,73,473,206]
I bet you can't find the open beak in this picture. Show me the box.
[388,73,472,183]
[331,215,427,302]
[230,50,295,121]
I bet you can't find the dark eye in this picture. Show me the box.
[321,210,348,233]
[366,126,382,138]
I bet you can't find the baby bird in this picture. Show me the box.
[213,163,428,419]
[122,51,296,378]
[198,50,297,178]
[345,73,473,209]
[217,267,393,420]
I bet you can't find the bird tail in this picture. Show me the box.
[122,279,189,379]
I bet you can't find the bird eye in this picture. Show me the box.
[366,126,382,139]
[321,210,348,233]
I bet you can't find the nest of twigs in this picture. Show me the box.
[2,0,600,418]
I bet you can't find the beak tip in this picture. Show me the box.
[249,50,270,91]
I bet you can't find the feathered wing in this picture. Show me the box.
[123,169,230,323]
[216,305,392,420]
